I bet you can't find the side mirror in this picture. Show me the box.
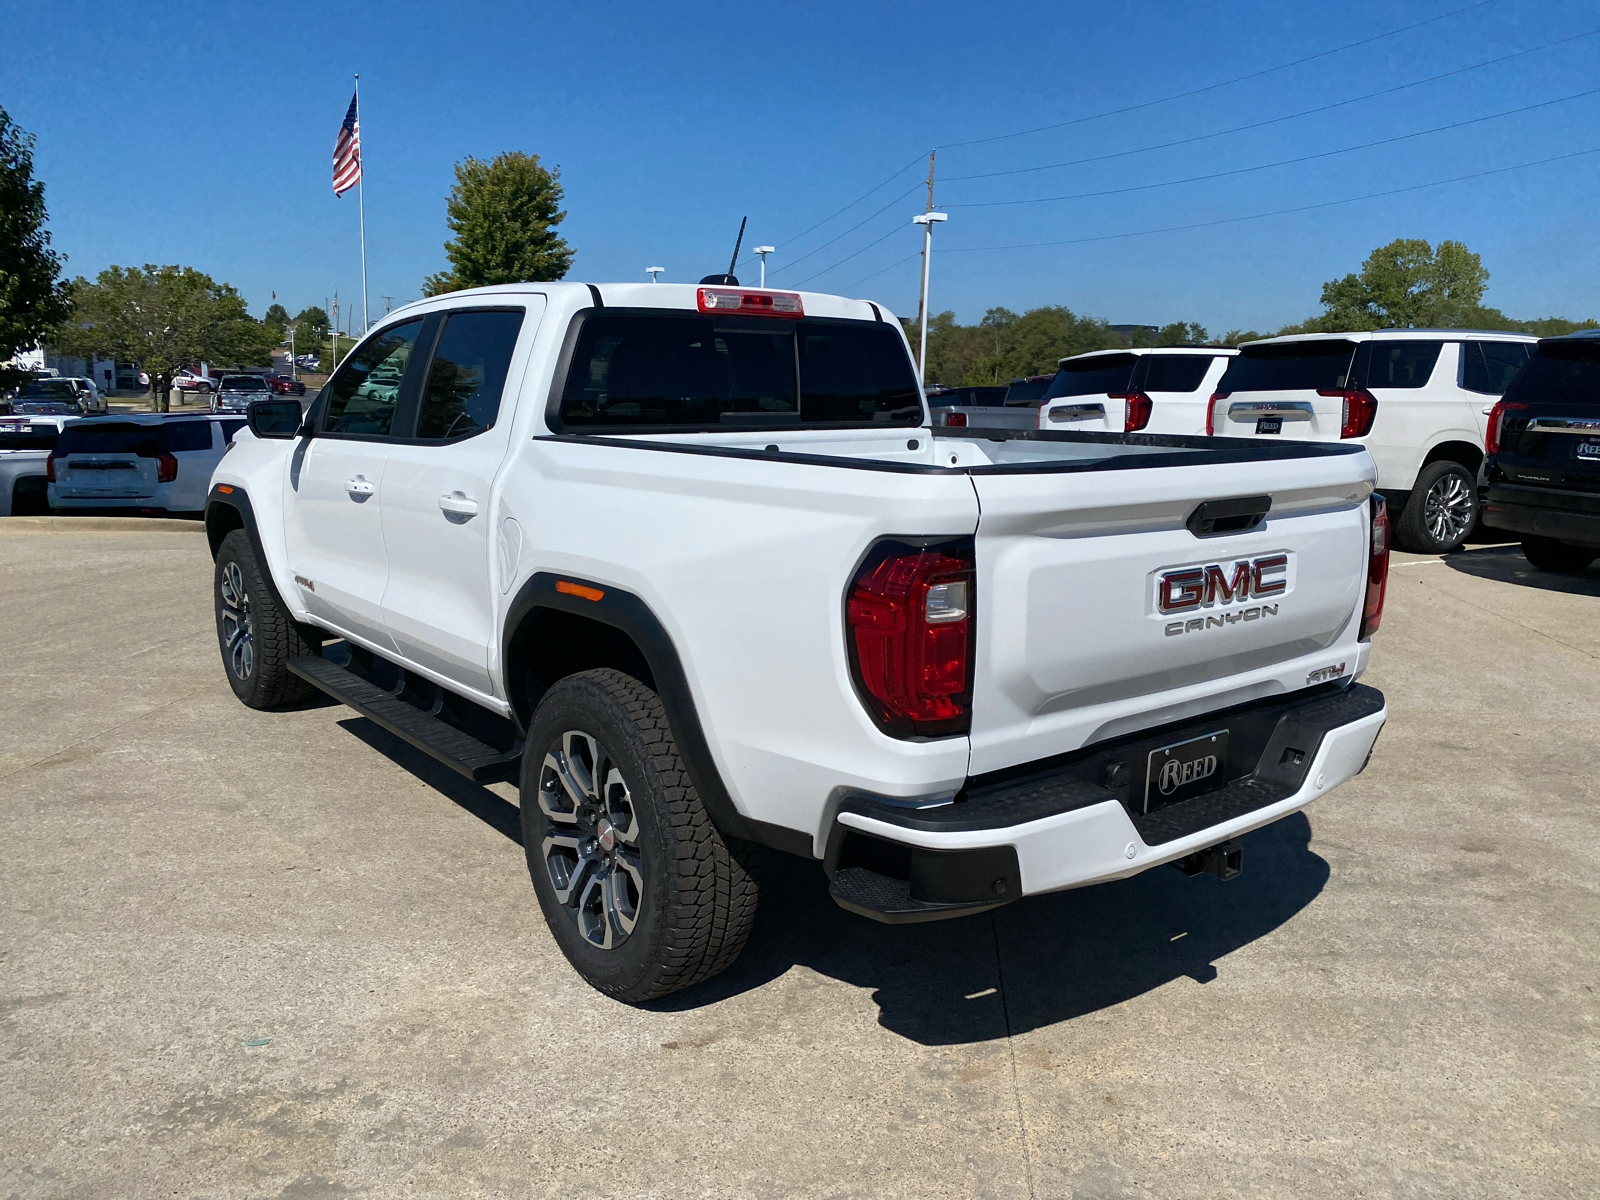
[247,398,306,440]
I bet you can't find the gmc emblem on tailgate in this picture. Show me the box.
[1159,554,1288,637]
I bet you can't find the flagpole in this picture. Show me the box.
[355,74,369,335]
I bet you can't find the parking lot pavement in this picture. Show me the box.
[1,527,1596,1200]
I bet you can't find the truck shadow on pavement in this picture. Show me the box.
[334,714,1329,1045]
[1443,544,1600,595]
[657,814,1329,1044]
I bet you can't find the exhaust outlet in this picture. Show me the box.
[1173,839,1243,881]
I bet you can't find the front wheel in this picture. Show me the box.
[1521,536,1596,575]
[1394,460,1478,554]
[522,669,760,1003]
[214,528,317,708]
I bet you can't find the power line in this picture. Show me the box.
[841,251,922,294]
[941,147,1600,254]
[942,88,1600,208]
[941,28,1600,184]
[792,223,908,287]
[937,0,1495,150]
[732,152,927,272]
[767,182,923,277]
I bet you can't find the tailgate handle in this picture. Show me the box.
[1188,495,1271,539]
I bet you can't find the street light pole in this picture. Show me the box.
[911,212,947,386]
[647,267,664,283]
[752,246,774,287]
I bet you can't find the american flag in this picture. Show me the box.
[332,91,362,196]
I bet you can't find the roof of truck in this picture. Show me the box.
[387,281,897,326]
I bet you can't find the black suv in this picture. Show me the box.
[1481,330,1600,573]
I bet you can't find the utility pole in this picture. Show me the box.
[753,246,774,287]
[912,151,936,379]
[381,295,395,315]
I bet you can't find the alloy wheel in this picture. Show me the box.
[537,730,644,950]
[219,561,254,680]
[1424,471,1474,546]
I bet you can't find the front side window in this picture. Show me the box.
[557,313,918,431]
[165,421,214,452]
[1366,341,1442,389]
[1462,341,1531,395]
[320,319,423,436]
[416,310,525,440]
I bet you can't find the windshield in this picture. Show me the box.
[18,381,78,401]
[557,312,921,431]
[1502,340,1600,408]
[1218,340,1358,393]
[222,376,268,390]
[1043,354,1137,400]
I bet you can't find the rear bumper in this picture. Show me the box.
[1482,481,1600,548]
[826,683,1385,917]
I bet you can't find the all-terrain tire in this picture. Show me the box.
[1394,460,1478,554]
[521,668,760,1003]
[214,528,316,708]
[1520,536,1596,575]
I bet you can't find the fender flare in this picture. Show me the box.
[502,572,812,856]
[205,485,297,617]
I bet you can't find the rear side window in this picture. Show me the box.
[1140,355,1214,394]
[321,319,423,437]
[556,313,918,430]
[1365,341,1442,389]
[1043,354,1137,400]
[56,424,162,456]
[1502,341,1600,407]
[1218,341,1357,392]
[416,309,525,440]
[1462,341,1531,395]
[165,422,214,452]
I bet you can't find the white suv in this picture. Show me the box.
[1207,330,1537,554]
[1038,347,1236,435]
[47,413,247,514]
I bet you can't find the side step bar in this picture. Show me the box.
[288,655,521,784]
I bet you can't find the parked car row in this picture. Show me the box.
[928,329,1550,557]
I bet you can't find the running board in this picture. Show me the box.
[288,655,521,784]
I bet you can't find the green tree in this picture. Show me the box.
[1315,238,1488,330]
[0,106,72,388]
[263,302,290,340]
[53,265,275,410]
[423,151,573,296]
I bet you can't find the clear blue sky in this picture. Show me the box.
[5,0,1597,335]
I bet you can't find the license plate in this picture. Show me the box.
[1255,417,1282,435]
[1145,730,1229,813]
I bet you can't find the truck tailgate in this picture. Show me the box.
[968,452,1373,774]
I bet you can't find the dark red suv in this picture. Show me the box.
[265,374,307,397]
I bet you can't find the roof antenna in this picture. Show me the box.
[699,216,746,286]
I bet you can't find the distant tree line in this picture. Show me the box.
[914,238,1598,387]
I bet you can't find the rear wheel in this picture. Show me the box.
[214,529,316,708]
[1395,460,1477,554]
[1520,536,1596,575]
[522,669,759,1003]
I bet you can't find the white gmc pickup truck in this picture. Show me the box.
[206,281,1390,1002]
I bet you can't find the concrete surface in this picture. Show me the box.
[1,529,1596,1199]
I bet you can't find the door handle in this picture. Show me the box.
[345,475,375,497]
[439,491,479,517]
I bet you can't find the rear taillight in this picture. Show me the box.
[943,411,968,427]
[846,541,975,738]
[1359,494,1390,641]
[697,287,804,318]
[1116,392,1152,432]
[1206,391,1229,436]
[157,452,178,483]
[1320,388,1378,439]
[45,453,56,482]
[1484,400,1527,455]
